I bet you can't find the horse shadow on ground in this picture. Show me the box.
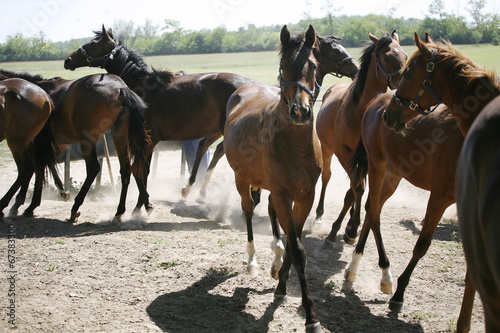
[399,218,461,242]
[147,235,424,333]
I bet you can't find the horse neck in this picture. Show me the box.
[440,77,500,136]
[353,55,388,116]
[104,46,149,87]
[279,103,316,151]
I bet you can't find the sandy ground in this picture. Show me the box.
[0,147,485,332]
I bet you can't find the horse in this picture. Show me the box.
[224,25,322,332]
[64,26,260,211]
[0,78,68,218]
[382,32,500,332]
[314,31,407,246]
[0,70,152,223]
[347,90,463,313]
[456,95,500,332]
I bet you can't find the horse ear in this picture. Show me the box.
[391,30,400,42]
[369,32,379,44]
[424,31,434,43]
[414,31,429,54]
[305,25,316,48]
[102,25,111,41]
[280,25,290,45]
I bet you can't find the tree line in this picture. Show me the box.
[0,0,498,62]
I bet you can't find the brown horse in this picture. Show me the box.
[456,95,500,332]
[347,91,463,313]
[0,78,68,217]
[383,33,500,332]
[224,25,322,332]
[315,31,407,245]
[193,33,359,204]
[0,70,152,222]
[64,26,260,210]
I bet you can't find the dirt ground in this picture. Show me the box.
[0,147,485,333]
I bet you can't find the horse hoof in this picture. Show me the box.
[22,210,34,218]
[8,208,19,217]
[344,269,356,283]
[389,299,403,313]
[247,264,259,277]
[112,215,122,223]
[380,282,393,295]
[305,322,322,333]
[273,294,288,306]
[181,186,190,198]
[321,239,335,250]
[146,205,154,215]
[270,266,280,280]
[343,233,357,245]
[314,217,322,224]
[66,211,80,223]
[60,191,71,202]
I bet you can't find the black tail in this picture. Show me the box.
[32,107,59,183]
[348,138,368,185]
[119,88,151,177]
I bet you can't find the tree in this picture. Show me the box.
[468,0,486,28]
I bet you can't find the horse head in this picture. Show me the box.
[279,25,317,125]
[315,34,359,79]
[64,25,118,70]
[383,32,443,132]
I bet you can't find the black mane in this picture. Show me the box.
[350,33,394,104]
[0,69,48,83]
[279,31,316,74]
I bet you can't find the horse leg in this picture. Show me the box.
[235,176,259,276]
[343,181,365,245]
[199,140,225,201]
[324,188,355,246]
[181,133,220,198]
[389,190,454,312]
[133,152,152,213]
[456,270,475,333]
[48,163,70,201]
[6,153,33,216]
[273,193,321,331]
[23,161,45,217]
[111,136,131,221]
[315,150,333,223]
[0,164,29,218]
[268,194,284,280]
[66,145,101,223]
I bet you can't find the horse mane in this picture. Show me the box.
[0,69,47,83]
[349,33,394,104]
[93,29,175,85]
[425,40,499,102]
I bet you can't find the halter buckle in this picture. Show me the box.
[426,62,435,72]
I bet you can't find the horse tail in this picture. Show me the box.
[348,138,368,185]
[32,103,59,182]
[119,88,151,177]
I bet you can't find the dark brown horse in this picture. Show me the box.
[315,31,406,245]
[0,70,152,222]
[224,25,322,332]
[383,33,500,332]
[64,26,259,210]
[0,78,67,217]
[347,91,463,313]
[456,95,500,332]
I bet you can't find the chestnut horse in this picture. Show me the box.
[315,31,406,245]
[0,78,67,218]
[0,70,152,223]
[347,91,463,313]
[224,25,322,332]
[383,33,500,332]
[191,33,359,201]
[64,26,260,210]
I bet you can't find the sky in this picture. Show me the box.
[0,0,499,43]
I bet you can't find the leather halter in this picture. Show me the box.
[374,52,403,89]
[279,67,316,107]
[79,45,118,69]
[319,55,353,79]
[392,51,442,115]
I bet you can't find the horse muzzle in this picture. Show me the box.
[289,103,312,124]
[64,57,76,71]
